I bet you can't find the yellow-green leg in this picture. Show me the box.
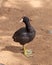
[23,45,33,57]
[23,45,26,55]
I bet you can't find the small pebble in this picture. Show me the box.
[0,63,4,65]
[48,30,52,34]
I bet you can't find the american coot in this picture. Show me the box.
[12,16,36,55]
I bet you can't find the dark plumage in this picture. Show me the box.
[12,16,36,55]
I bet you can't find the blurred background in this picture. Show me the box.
[0,0,52,65]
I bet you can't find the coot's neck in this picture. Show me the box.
[25,21,31,32]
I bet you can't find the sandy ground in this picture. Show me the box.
[0,0,52,65]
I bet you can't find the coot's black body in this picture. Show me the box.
[12,16,36,45]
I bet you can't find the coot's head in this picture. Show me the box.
[20,16,30,24]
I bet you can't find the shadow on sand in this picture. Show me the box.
[1,45,23,53]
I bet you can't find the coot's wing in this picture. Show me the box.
[12,27,29,43]
[12,27,26,39]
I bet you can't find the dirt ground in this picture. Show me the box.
[0,0,52,65]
